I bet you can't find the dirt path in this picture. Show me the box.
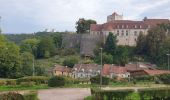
[38,88,91,100]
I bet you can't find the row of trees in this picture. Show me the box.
[0,32,63,78]
[136,24,170,68]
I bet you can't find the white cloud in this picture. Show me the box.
[0,0,170,33]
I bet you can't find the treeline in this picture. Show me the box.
[0,32,63,78]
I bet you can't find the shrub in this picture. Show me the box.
[0,80,6,86]
[157,74,170,84]
[23,91,38,100]
[0,92,24,100]
[48,76,65,87]
[134,75,154,82]
[20,82,35,87]
[6,79,17,85]
[90,75,110,85]
[63,56,79,68]
[17,76,49,85]
[91,88,134,100]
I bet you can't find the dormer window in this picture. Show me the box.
[122,25,124,28]
[135,25,137,28]
[140,25,142,28]
[126,25,128,28]
[117,25,119,28]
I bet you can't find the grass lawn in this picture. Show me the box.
[0,84,49,92]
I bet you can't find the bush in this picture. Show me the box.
[17,76,49,85]
[0,92,24,100]
[90,75,110,85]
[157,74,170,84]
[20,82,35,87]
[63,56,79,68]
[0,80,6,86]
[134,75,154,82]
[6,79,17,85]
[48,76,65,87]
[91,88,134,100]
[23,91,38,100]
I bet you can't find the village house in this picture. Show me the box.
[102,62,157,79]
[51,64,72,76]
[90,12,169,46]
[72,64,101,79]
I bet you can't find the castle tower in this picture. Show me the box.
[107,12,123,22]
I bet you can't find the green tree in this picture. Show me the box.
[136,32,147,55]
[51,33,62,48]
[76,18,97,33]
[0,35,21,78]
[20,38,40,57]
[37,36,56,58]
[95,53,113,64]
[104,32,117,55]
[63,56,79,68]
[21,52,34,76]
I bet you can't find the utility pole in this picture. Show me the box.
[100,48,103,88]
[167,53,170,70]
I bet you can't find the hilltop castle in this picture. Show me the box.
[90,12,169,46]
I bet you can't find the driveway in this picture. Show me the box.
[38,88,91,100]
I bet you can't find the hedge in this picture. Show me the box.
[91,88,134,100]
[91,87,170,100]
[17,76,49,85]
[48,76,65,87]
[90,75,110,85]
[138,88,170,100]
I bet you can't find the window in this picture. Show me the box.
[126,30,128,36]
[126,25,128,28]
[117,30,119,36]
[117,25,119,28]
[121,30,124,36]
[134,31,137,36]
[134,25,137,28]
[140,25,142,28]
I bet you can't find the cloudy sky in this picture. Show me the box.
[0,0,170,33]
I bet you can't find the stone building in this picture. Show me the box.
[90,12,169,46]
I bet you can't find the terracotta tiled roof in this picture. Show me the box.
[90,20,148,31]
[110,66,127,74]
[144,70,170,75]
[90,18,169,31]
[102,64,111,75]
[73,64,101,73]
[53,64,71,72]
[143,19,169,28]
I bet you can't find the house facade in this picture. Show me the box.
[90,12,169,46]
[52,64,71,76]
[72,64,101,79]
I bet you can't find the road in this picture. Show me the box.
[38,88,91,100]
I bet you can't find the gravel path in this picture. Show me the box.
[38,88,91,100]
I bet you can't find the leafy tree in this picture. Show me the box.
[51,33,62,48]
[20,38,40,57]
[63,56,79,68]
[0,35,21,78]
[21,52,34,76]
[76,18,97,33]
[95,53,113,64]
[37,36,56,58]
[104,32,117,55]
[136,32,147,55]
[114,46,129,66]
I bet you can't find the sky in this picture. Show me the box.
[0,0,170,33]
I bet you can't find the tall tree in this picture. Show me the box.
[37,36,56,58]
[76,18,97,33]
[136,32,147,55]
[0,35,21,78]
[20,38,40,57]
[104,32,117,55]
